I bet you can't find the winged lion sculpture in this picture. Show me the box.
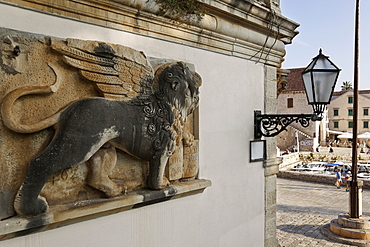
[1,39,201,217]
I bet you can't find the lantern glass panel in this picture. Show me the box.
[311,71,337,103]
[302,72,314,103]
[302,51,340,106]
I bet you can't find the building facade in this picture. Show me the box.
[328,90,370,134]
[276,68,326,152]
[0,1,298,246]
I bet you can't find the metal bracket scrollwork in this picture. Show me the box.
[254,110,314,139]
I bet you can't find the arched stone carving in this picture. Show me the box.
[277,68,290,97]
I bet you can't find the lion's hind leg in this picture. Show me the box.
[14,152,60,217]
[14,175,49,217]
[14,135,107,216]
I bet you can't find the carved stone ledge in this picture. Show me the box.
[0,179,211,241]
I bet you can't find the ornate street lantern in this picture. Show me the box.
[302,49,341,120]
[254,49,341,139]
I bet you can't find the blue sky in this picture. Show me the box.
[280,0,370,91]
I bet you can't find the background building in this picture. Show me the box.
[276,68,327,152]
[328,90,370,142]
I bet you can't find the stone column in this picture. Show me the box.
[263,65,281,247]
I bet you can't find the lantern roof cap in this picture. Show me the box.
[303,48,341,73]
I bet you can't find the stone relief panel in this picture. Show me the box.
[0,28,205,226]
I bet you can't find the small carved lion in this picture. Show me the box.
[1,39,201,216]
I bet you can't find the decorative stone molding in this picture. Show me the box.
[260,0,281,14]
[0,0,299,67]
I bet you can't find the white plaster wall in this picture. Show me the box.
[0,3,265,247]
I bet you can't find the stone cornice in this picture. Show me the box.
[0,0,298,67]
[200,0,299,44]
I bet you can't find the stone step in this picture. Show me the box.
[338,214,370,230]
[330,219,370,240]
[321,222,370,247]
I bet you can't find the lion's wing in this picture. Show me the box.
[51,39,154,100]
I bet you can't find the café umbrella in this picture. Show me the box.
[337,132,353,139]
[358,132,370,139]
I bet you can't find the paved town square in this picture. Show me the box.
[277,177,370,246]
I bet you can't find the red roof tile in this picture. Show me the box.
[332,89,370,97]
[284,68,305,92]
[283,68,370,96]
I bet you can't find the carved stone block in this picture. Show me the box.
[183,140,199,179]
[166,141,184,181]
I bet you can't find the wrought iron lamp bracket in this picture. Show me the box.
[254,110,316,139]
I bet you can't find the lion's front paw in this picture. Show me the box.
[148,176,170,190]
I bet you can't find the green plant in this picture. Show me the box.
[331,156,338,161]
[152,0,205,23]
[341,81,353,91]
[319,155,327,162]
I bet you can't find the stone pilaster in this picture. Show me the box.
[264,65,281,247]
[264,157,281,247]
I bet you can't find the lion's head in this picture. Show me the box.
[153,62,201,120]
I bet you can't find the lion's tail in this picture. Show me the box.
[1,64,64,133]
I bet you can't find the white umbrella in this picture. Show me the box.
[358,132,370,139]
[337,133,353,139]
[328,129,345,134]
